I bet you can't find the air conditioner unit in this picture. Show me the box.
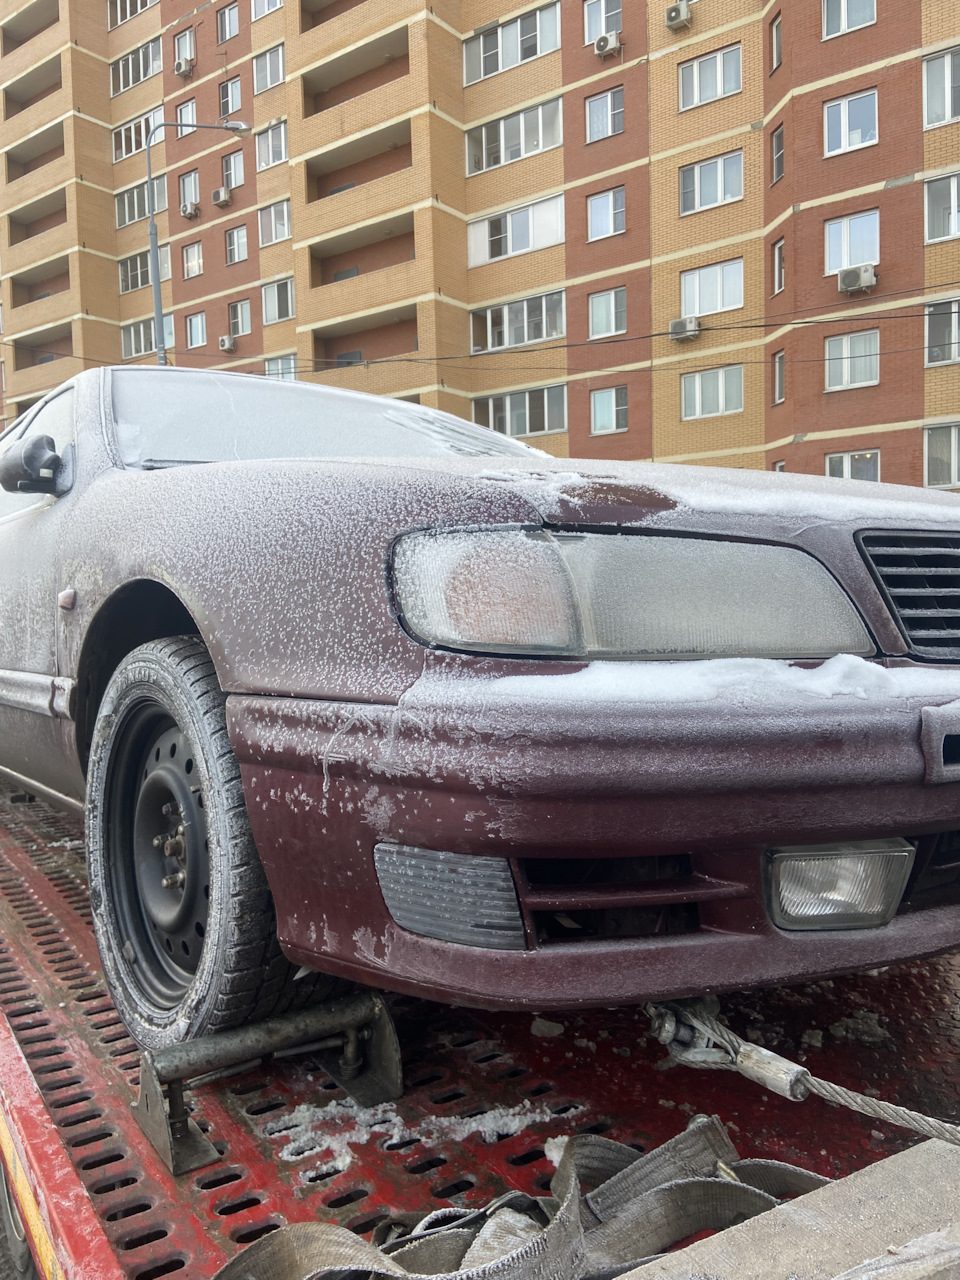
[180,200,200,219]
[593,30,622,56]
[219,335,236,353]
[173,57,194,76]
[669,315,700,341]
[838,263,877,294]
[211,187,232,208]
[665,1,692,31]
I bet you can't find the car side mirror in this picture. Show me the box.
[0,435,62,494]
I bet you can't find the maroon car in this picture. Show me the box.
[2,365,960,1050]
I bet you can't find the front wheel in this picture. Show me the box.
[86,636,338,1049]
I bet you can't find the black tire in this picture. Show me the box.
[85,636,339,1049]
[0,1163,39,1279]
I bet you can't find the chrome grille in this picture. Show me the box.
[860,531,960,658]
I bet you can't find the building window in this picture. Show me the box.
[926,425,960,487]
[925,50,960,128]
[121,315,173,359]
[265,354,297,379]
[109,0,159,30]
[186,313,207,348]
[466,98,562,173]
[823,0,875,39]
[252,0,282,18]
[262,278,295,324]
[584,0,621,43]
[587,186,625,240]
[826,450,879,481]
[681,259,744,317]
[223,151,244,189]
[824,89,877,155]
[679,45,741,111]
[588,287,626,338]
[217,2,239,41]
[113,106,164,161]
[586,87,623,142]
[771,124,784,182]
[119,248,169,293]
[229,300,251,336]
[926,173,960,242]
[174,29,195,62]
[332,267,359,282]
[256,121,287,170]
[336,350,363,367]
[927,301,960,365]
[825,329,879,389]
[773,238,785,293]
[473,384,566,436]
[226,226,248,264]
[825,209,878,273]
[682,366,743,419]
[680,150,742,214]
[773,349,785,403]
[220,77,241,116]
[591,386,627,434]
[259,199,291,245]
[179,170,200,207]
[771,13,782,69]
[463,3,560,85]
[177,99,197,138]
[467,194,564,266]
[116,176,166,227]
[471,291,565,351]
[253,44,284,93]
[182,242,203,278]
[773,459,786,471]
[111,38,162,95]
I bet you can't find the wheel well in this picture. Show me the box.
[75,581,201,774]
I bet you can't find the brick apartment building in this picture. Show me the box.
[0,0,958,487]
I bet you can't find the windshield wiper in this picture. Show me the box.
[138,458,211,470]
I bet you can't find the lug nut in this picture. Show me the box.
[161,871,186,889]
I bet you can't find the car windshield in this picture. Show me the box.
[111,369,530,464]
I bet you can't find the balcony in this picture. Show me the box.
[9,254,71,317]
[307,209,415,288]
[304,117,411,203]
[3,52,61,118]
[5,118,64,184]
[301,26,408,118]
[300,0,365,32]
[300,163,421,247]
[1,0,59,57]
[7,186,67,247]
[9,320,74,398]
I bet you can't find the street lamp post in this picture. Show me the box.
[144,118,251,366]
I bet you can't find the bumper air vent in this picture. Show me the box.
[901,830,960,912]
[859,531,960,659]
[373,844,526,950]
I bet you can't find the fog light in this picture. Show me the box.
[766,839,914,931]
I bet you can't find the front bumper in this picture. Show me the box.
[226,658,960,1009]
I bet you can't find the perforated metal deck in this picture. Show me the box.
[0,789,959,1278]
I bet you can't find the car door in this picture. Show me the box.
[0,387,78,801]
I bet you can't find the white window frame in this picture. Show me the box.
[771,123,784,181]
[926,300,960,367]
[588,287,626,338]
[113,106,164,162]
[773,459,786,472]
[585,86,624,143]
[773,349,785,403]
[471,291,565,351]
[252,0,282,18]
[472,384,567,437]
[680,150,742,215]
[823,88,877,156]
[253,44,284,93]
[824,209,879,274]
[229,299,251,336]
[179,169,200,206]
[926,424,960,488]
[925,50,960,130]
[186,312,206,348]
[262,278,295,324]
[265,354,297,379]
[226,225,248,264]
[466,98,562,174]
[182,242,203,279]
[822,0,876,40]
[116,176,166,227]
[468,193,564,267]
[681,259,744,318]
[925,173,960,243]
[583,0,621,44]
[111,38,162,96]
[223,151,244,190]
[590,385,628,435]
[121,314,173,359]
[679,44,741,111]
[119,249,169,294]
[824,328,879,390]
[220,76,241,116]
[773,238,785,294]
[174,29,195,62]
[218,2,239,41]
[771,12,782,69]
[177,99,197,138]
[259,199,291,245]
[109,0,159,30]
[587,186,625,241]
[826,449,880,481]
[256,121,287,170]
[681,366,744,420]
[463,3,560,86]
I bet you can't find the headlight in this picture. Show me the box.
[392,529,873,659]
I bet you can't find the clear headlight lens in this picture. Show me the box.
[767,840,915,930]
[393,529,873,660]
